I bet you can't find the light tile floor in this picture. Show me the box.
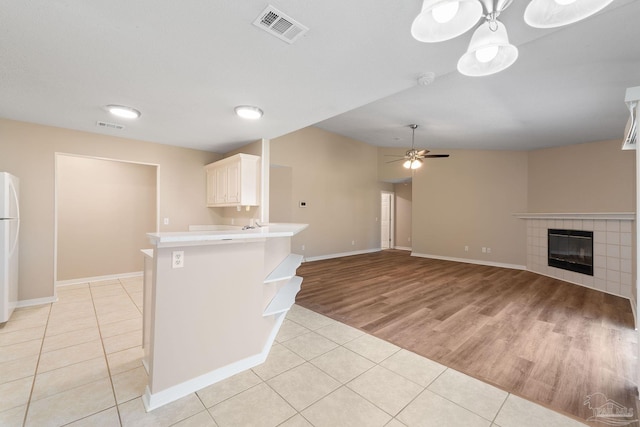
[0,277,589,426]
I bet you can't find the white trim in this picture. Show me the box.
[514,212,635,220]
[143,352,267,412]
[54,153,160,288]
[260,138,270,224]
[394,246,412,251]
[16,295,58,308]
[304,248,381,262]
[411,252,526,271]
[56,271,142,287]
[630,294,637,331]
[142,311,286,412]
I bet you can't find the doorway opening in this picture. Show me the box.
[55,154,158,284]
[380,191,394,249]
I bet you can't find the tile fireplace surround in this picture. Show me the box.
[516,213,635,299]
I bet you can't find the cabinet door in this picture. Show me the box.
[206,169,216,205]
[214,167,227,204]
[226,161,241,203]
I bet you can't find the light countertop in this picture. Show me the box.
[147,223,308,247]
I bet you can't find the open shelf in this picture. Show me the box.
[264,253,303,283]
[263,276,303,316]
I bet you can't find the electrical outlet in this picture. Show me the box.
[465,245,469,252]
[482,247,487,253]
[301,244,305,251]
[172,251,184,269]
[163,218,169,225]
[351,240,355,245]
[487,247,492,254]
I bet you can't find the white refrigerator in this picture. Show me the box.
[0,172,19,323]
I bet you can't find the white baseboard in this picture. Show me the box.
[16,295,58,308]
[143,352,267,412]
[411,252,526,271]
[394,246,412,251]
[56,271,143,287]
[630,294,637,330]
[304,248,381,262]
[142,312,288,412]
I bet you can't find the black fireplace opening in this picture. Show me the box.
[548,229,594,276]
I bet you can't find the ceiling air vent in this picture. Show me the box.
[253,5,308,44]
[96,121,125,130]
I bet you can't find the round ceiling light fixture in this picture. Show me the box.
[234,105,264,120]
[105,105,141,119]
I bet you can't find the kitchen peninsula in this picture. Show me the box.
[141,223,308,411]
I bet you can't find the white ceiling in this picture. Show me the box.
[1,1,638,153]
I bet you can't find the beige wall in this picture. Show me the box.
[528,139,635,212]
[394,182,412,249]
[0,118,222,301]
[271,126,392,258]
[56,155,157,281]
[412,150,529,267]
[270,166,293,223]
[2,115,635,301]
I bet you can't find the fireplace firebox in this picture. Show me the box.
[548,229,594,276]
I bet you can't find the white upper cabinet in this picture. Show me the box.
[206,153,260,207]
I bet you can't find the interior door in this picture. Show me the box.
[381,192,391,249]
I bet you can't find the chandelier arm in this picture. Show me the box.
[478,0,513,20]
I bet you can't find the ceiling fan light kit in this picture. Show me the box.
[404,159,424,169]
[412,0,614,76]
[385,124,450,169]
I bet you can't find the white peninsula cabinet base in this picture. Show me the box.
[141,224,307,411]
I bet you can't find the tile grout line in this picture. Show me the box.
[89,280,124,427]
[20,303,52,427]
[287,310,510,426]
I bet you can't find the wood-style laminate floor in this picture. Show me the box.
[296,250,638,426]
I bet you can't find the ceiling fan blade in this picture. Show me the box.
[416,149,429,156]
[384,154,405,158]
[423,154,450,158]
[386,158,405,163]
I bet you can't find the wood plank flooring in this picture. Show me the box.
[296,250,638,426]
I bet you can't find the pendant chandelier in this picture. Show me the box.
[411,0,614,76]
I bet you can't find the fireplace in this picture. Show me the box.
[547,229,594,276]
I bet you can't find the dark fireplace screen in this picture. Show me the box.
[548,229,594,276]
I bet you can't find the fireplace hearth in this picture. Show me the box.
[548,229,594,276]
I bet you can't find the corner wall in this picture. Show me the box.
[412,149,529,268]
[271,127,392,259]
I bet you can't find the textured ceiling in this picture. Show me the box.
[1,0,638,153]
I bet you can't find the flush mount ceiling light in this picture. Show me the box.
[411,0,614,76]
[105,105,141,119]
[234,105,264,120]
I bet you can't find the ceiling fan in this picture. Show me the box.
[387,124,450,169]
